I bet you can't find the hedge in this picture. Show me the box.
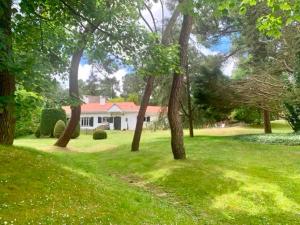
[40,108,66,137]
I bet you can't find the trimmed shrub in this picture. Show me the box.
[53,120,66,138]
[71,123,80,139]
[40,108,66,137]
[35,127,41,138]
[93,129,107,140]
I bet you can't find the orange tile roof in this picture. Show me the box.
[63,102,164,114]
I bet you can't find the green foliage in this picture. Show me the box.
[71,123,80,139]
[284,103,300,132]
[53,120,66,138]
[232,107,262,124]
[109,93,139,104]
[138,41,180,77]
[219,0,300,37]
[192,61,234,122]
[40,108,66,137]
[108,97,126,103]
[126,93,139,104]
[93,129,107,140]
[122,73,144,102]
[15,89,43,138]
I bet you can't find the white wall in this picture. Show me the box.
[78,112,160,130]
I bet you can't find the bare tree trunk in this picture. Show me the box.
[131,6,180,152]
[131,76,155,151]
[55,48,84,147]
[0,0,15,145]
[168,14,193,160]
[186,57,194,137]
[263,109,272,134]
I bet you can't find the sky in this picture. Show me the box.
[77,1,237,90]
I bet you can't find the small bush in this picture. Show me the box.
[71,123,80,139]
[93,129,107,140]
[40,108,66,137]
[53,120,66,138]
[35,127,41,138]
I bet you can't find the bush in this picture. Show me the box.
[15,89,43,138]
[93,129,107,140]
[71,123,80,139]
[40,108,66,137]
[53,120,66,138]
[232,107,262,124]
[285,103,300,132]
[35,127,41,138]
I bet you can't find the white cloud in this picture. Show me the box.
[222,57,238,77]
[112,68,127,92]
[78,64,92,81]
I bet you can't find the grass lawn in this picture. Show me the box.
[1,124,300,224]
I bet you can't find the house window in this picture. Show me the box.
[89,117,94,127]
[103,117,113,123]
[98,117,102,123]
[81,117,94,127]
[144,116,150,122]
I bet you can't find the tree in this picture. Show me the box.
[216,3,286,134]
[122,73,145,102]
[192,58,235,124]
[99,75,120,99]
[0,0,15,145]
[168,2,193,160]
[54,0,145,147]
[131,1,180,152]
[55,33,89,147]
[84,65,101,96]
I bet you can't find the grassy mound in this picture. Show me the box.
[0,145,194,224]
[7,129,300,224]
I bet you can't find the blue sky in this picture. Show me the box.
[210,36,231,54]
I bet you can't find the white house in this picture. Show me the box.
[63,96,165,130]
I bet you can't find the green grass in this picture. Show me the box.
[1,124,300,224]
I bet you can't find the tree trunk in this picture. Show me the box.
[55,48,84,147]
[131,75,155,151]
[131,6,180,152]
[168,14,193,160]
[186,57,194,137]
[0,0,15,145]
[263,109,272,134]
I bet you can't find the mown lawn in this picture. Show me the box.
[1,125,300,224]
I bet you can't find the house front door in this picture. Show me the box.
[114,117,121,130]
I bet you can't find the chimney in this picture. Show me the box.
[100,96,106,105]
